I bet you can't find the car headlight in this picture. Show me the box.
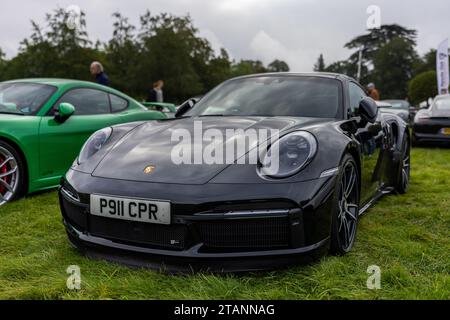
[78,127,112,164]
[258,131,317,178]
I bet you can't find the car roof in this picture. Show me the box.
[3,78,105,88]
[1,78,132,99]
[230,72,356,82]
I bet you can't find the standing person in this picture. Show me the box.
[147,80,164,102]
[367,83,380,101]
[90,61,109,86]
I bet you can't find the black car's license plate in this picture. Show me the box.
[90,194,171,224]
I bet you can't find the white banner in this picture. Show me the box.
[436,39,449,95]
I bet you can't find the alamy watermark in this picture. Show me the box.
[366,265,381,289]
[366,5,381,29]
[170,121,281,174]
[66,265,81,290]
[65,5,82,30]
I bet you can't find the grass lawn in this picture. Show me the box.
[0,147,449,300]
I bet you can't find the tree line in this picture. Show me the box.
[0,8,289,103]
[313,24,442,105]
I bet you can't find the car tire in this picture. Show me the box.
[0,141,25,206]
[330,154,360,255]
[395,134,410,194]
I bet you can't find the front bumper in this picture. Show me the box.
[59,169,336,272]
[413,119,450,143]
[413,131,450,143]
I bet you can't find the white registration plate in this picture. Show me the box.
[90,194,171,225]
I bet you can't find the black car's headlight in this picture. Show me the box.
[258,131,317,178]
[78,127,112,164]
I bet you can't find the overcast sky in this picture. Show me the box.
[0,0,449,71]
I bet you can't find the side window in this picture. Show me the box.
[57,89,110,115]
[110,94,128,112]
[349,82,367,115]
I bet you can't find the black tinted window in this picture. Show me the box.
[349,82,366,114]
[110,94,128,112]
[59,89,110,115]
[187,76,342,118]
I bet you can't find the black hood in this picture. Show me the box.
[93,116,329,184]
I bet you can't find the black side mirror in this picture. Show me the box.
[175,98,196,118]
[358,97,378,123]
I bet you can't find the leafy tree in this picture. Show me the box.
[1,7,291,103]
[231,60,267,77]
[267,59,290,72]
[344,24,417,82]
[313,54,325,72]
[203,48,232,90]
[0,48,6,81]
[408,71,438,105]
[105,12,139,95]
[4,8,100,81]
[372,37,419,98]
[413,49,436,75]
[137,12,204,102]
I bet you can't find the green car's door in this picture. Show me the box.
[38,88,126,186]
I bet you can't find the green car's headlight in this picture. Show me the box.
[78,127,112,165]
[259,131,317,178]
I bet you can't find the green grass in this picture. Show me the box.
[0,147,449,300]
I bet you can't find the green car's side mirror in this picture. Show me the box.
[55,103,75,123]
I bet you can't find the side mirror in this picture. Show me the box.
[175,98,196,118]
[55,103,75,123]
[358,97,378,123]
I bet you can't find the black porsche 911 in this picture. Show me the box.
[413,94,450,145]
[59,73,410,272]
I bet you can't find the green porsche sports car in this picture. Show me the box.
[0,79,167,206]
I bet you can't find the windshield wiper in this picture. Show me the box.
[197,114,227,117]
[0,111,24,115]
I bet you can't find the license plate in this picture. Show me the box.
[441,128,450,135]
[90,194,171,224]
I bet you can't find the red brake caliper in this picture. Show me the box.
[0,155,6,194]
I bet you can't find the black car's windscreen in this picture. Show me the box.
[187,76,342,118]
[0,83,56,115]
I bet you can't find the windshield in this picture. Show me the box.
[186,76,342,118]
[383,100,408,109]
[434,98,450,111]
[0,83,56,115]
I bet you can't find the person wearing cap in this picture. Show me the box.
[367,83,380,101]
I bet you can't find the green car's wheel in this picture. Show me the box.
[0,141,23,206]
